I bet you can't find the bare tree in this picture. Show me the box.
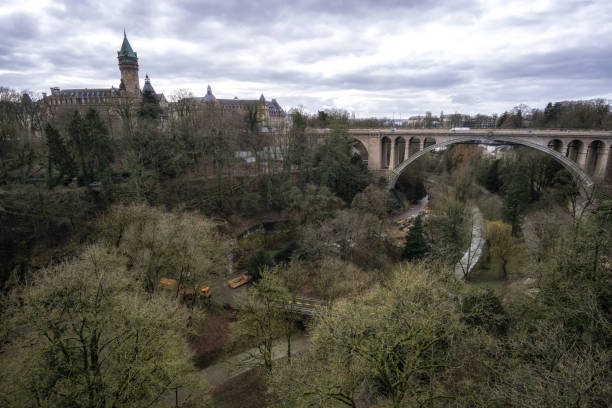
[169,89,195,118]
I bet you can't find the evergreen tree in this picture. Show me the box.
[247,249,275,281]
[138,75,162,120]
[497,111,508,127]
[543,102,555,125]
[138,92,162,120]
[315,126,369,203]
[67,108,114,185]
[502,163,530,235]
[317,110,329,127]
[45,123,76,187]
[460,288,508,335]
[244,102,260,133]
[403,214,429,260]
[286,109,311,173]
[484,159,501,192]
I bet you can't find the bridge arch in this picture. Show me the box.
[388,135,594,190]
[408,137,421,156]
[350,137,369,161]
[565,140,584,162]
[548,139,563,153]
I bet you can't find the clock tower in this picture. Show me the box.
[117,30,140,96]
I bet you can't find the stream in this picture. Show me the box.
[394,194,429,221]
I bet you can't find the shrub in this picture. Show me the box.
[460,288,508,335]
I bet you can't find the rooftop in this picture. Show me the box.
[117,30,137,58]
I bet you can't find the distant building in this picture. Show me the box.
[42,32,286,133]
[406,115,441,128]
[42,32,168,135]
[43,31,288,131]
[407,115,423,127]
[186,85,286,129]
[441,114,470,128]
[399,113,496,129]
[44,32,167,114]
[463,115,497,128]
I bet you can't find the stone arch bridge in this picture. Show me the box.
[337,129,612,189]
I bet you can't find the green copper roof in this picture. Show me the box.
[118,31,137,58]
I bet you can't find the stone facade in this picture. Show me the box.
[42,32,285,131]
[186,85,287,129]
[42,32,167,131]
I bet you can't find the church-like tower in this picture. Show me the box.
[117,30,140,96]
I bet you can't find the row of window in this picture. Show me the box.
[48,98,108,105]
[60,91,111,97]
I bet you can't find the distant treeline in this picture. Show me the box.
[498,99,612,129]
[308,98,612,130]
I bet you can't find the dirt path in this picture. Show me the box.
[166,333,311,405]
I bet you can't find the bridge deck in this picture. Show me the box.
[307,128,612,139]
[348,128,612,138]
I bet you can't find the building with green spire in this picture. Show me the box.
[117,30,140,96]
[43,32,167,135]
[41,31,286,131]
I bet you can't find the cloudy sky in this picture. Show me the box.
[1,0,611,117]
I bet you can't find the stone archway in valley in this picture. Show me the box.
[388,135,595,190]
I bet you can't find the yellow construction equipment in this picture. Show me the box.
[159,278,211,298]
[228,274,251,289]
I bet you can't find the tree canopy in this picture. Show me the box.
[0,245,193,408]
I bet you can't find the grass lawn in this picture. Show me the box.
[189,307,235,369]
[200,368,272,408]
[467,279,506,295]
[467,265,506,295]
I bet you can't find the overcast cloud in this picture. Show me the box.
[1,0,611,116]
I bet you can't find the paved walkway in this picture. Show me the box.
[166,333,311,406]
[200,333,310,390]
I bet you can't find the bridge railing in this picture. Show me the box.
[283,296,324,316]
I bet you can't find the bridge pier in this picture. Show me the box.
[594,144,610,180]
[576,150,588,171]
[358,134,382,171]
[389,138,397,169]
